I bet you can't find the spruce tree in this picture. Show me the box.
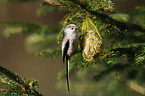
[0,0,145,96]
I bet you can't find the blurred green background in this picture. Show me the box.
[0,0,144,96]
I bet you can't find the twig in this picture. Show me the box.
[68,0,145,32]
[0,65,43,96]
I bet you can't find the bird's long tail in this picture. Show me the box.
[66,55,70,92]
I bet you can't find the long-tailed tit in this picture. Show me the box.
[62,24,79,92]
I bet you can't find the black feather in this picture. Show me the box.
[63,40,69,63]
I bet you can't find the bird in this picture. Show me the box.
[62,24,79,92]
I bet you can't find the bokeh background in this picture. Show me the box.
[0,0,144,96]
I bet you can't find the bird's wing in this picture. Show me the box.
[62,36,69,63]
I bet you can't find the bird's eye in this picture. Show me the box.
[71,27,74,30]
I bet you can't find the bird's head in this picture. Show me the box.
[64,24,78,36]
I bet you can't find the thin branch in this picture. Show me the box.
[0,65,43,96]
[68,0,145,32]
[41,1,63,6]
[0,66,25,88]
[42,1,145,32]
[0,89,25,93]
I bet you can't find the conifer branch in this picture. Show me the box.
[68,0,145,32]
[36,48,61,58]
[42,1,145,32]
[0,65,43,96]
[93,63,130,81]
[0,21,40,28]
